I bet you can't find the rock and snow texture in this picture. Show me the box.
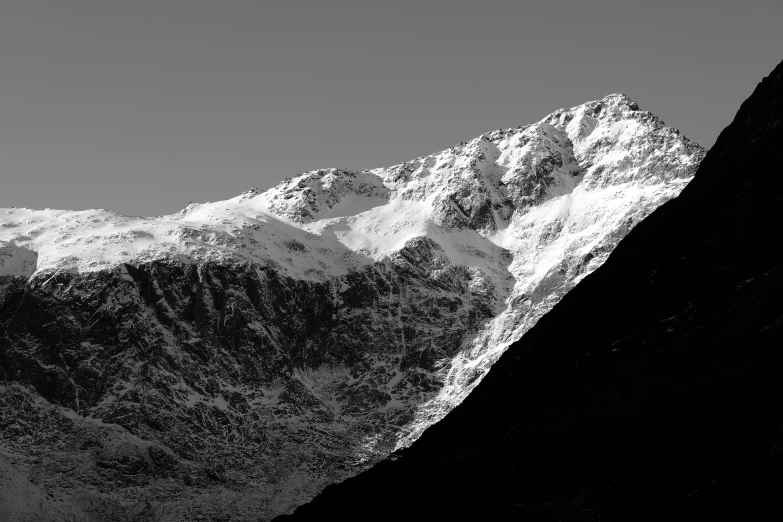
[0,94,704,520]
[0,242,37,278]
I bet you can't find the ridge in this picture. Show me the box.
[0,92,705,521]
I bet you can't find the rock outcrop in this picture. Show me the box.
[0,93,704,520]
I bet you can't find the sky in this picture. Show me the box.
[1,0,781,217]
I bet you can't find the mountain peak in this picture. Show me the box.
[0,93,706,520]
[280,58,783,522]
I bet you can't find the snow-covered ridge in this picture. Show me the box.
[0,94,701,284]
[0,94,704,445]
[0,93,706,519]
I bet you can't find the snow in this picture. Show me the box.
[0,93,704,460]
[609,120,629,139]
[0,184,500,282]
[307,194,389,220]
[0,241,38,278]
[303,197,433,259]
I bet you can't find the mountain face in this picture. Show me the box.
[282,60,783,521]
[0,95,704,521]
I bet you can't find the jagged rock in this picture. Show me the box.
[0,93,704,520]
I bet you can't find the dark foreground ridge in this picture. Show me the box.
[280,60,783,521]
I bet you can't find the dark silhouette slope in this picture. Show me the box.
[280,59,783,521]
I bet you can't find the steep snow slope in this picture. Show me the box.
[0,94,704,520]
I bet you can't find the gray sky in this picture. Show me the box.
[1,0,781,216]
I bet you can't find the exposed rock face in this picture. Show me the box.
[282,60,783,521]
[0,94,704,520]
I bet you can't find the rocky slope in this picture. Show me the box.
[0,94,704,520]
[282,59,783,521]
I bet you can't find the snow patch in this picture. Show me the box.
[0,241,38,278]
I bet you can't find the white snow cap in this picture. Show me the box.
[0,93,701,284]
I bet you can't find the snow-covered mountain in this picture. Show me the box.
[0,94,704,521]
[281,58,783,522]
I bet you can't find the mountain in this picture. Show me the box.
[281,60,783,521]
[0,95,703,521]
